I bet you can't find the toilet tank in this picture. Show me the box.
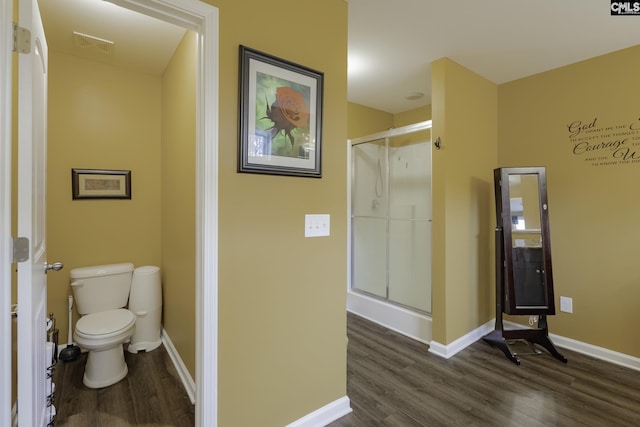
[70,263,134,315]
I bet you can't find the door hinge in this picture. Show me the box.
[13,23,31,54]
[11,237,29,263]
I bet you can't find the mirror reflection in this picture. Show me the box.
[508,174,545,308]
[509,174,541,246]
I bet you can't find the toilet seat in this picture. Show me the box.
[75,309,135,339]
[73,308,136,388]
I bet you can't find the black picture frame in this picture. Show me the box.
[72,168,131,200]
[238,45,323,178]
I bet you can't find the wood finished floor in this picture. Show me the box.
[52,344,194,426]
[330,313,640,427]
[52,315,640,426]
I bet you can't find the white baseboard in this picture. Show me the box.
[161,328,196,404]
[285,396,352,427]
[429,319,494,359]
[550,333,640,371]
[347,291,432,344]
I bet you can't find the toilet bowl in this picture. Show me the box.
[70,263,136,389]
[73,309,136,388]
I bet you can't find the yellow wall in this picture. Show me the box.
[211,0,349,424]
[161,31,196,377]
[46,52,162,343]
[394,104,432,128]
[498,45,640,357]
[431,58,497,344]
[347,102,432,139]
[347,102,393,138]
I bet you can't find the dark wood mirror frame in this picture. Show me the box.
[483,167,567,365]
[499,167,554,314]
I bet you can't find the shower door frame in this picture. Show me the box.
[347,120,434,343]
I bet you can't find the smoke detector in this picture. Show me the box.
[72,31,115,56]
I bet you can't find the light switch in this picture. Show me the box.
[305,214,330,237]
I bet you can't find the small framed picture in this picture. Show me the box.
[71,168,131,200]
[238,45,324,178]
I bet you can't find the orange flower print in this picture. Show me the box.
[264,87,310,147]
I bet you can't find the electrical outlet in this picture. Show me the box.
[560,296,573,313]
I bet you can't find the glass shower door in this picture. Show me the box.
[351,139,387,298]
[388,132,432,312]
[351,125,432,314]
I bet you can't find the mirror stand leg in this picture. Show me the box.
[484,226,522,364]
[483,329,521,365]
[527,315,568,363]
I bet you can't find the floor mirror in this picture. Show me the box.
[483,167,567,365]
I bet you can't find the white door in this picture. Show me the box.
[17,0,50,425]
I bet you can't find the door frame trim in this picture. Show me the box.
[0,0,14,424]
[107,1,220,426]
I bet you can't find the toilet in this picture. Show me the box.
[70,263,137,389]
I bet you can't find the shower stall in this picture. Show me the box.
[348,121,433,342]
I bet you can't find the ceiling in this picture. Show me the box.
[349,0,640,113]
[38,0,186,76]
[39,0,640,114]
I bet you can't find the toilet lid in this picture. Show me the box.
[76,309,135,336]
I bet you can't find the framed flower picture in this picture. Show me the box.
[238,45,323,178]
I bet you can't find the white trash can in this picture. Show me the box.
[128,265,162,353]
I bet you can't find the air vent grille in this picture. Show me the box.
[72,31,115,56]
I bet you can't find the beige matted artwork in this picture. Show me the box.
[71,168,131,200]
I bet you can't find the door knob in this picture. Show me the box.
[46,262,64,273]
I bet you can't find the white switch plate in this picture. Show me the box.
[305,214,330,237]
[560,296,573,313]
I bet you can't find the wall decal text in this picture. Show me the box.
[567,116,640,167]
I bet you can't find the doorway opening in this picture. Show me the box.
[62,1,219,425]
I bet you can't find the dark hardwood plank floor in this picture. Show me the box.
[52,315,640,426]
[52,344,194,426]
[330,313,640,427]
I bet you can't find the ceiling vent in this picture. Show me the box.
[72,31,115,56]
